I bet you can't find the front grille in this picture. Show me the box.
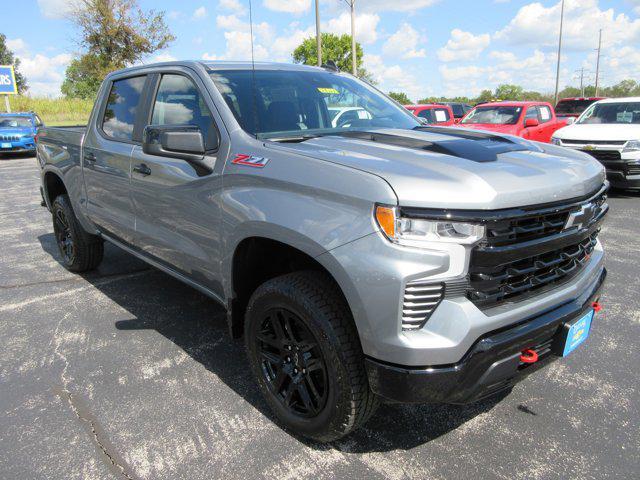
[401,282,444,330]
[582,150,622,162]
[0,134,21,142]
[562,139,626,146]
[628,165,640,176]
[467,188,608,308]
[469,233,598,306]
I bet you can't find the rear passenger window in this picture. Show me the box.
[101,76,146,141]
[151,74,217,150]
[525,106,539,121]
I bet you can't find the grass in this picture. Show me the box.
[3,95,93,126]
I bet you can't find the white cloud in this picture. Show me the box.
[263,0,311,14]
[216,14,246,30]
[152,53,177,63]
[326,0,438,13]
[363,54,424,102]
[220,0,247,15]
[382,24,426,59]
[6,39,29,57]
[270,27,315,62]
[192,6,208,20]
[18,52,73,96]
[495,0,640,50]
[37,0,77,19]
[437,29,490,62]
[324,12,380,44]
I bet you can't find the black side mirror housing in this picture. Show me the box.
[142,125,214,175]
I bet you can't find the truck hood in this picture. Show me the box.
[553,123,640,142]
[271,128,605,210]
[455,123,520,135]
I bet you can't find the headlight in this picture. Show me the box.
[623,140,640,152]
[551,137,561,146]
[375,205,485,246]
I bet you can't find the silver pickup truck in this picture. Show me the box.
[37,61,608,441]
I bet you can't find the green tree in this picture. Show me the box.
[475,89,494,104]
[494,84,524,101]
[0,33,28,93]
[388,92,412,104]
[62,0,174,98]
[292,33,372,81]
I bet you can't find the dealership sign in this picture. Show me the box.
[0,66,17,95]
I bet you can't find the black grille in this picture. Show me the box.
[484,189,607,247]
[467,188,608,308]
[562,139,626,146]
[582,150,621,162]
[0,135,21,142]
[469,233,598,306]
[628,165,640,176]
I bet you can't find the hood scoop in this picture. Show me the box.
[334,128,534,163]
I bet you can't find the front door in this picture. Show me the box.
[83,75,149,244]
[130,71,228,296]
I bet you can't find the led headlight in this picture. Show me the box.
[623,140,640,152]
[375,205,485,246]
[551,137,561,146]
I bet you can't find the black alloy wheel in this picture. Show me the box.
[256,307,329,418]
[53,207,75,264]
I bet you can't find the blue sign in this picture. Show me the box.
[0,66,17,95]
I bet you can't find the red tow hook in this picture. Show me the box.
[592,301,602,313]
[520,349,539,364]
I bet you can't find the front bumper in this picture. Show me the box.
[0,141,36,153]
[606,170,640,189]
[365,267,606,404]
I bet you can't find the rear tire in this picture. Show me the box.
[244,271,379,442]
[51,194,104,272]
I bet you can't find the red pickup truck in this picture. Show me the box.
[555,97,605,121]
[404,104,455,126]
[458,101,567,143]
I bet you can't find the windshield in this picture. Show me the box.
[209,69,419,139]
[555,99,596,115]
[577,102,640,124]
[461,106,522,125]
[0,116,32,128]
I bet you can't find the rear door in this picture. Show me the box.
[82,74,151,244]
[537,105,557,142]
[129,69,229,295]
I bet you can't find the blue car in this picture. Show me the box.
[0,112,44,155]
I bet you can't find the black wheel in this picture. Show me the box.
[245,271,379,442]
[51,194,104,272]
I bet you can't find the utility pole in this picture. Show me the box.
[577,67,585,97]
[553,0,565,105]
[595,29,602,97]
[315,0,321,66]
[350,0,356,76]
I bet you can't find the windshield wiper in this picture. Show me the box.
[266,134,322,143]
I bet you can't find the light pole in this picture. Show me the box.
[315,0,321,66]
[553,0,565,105]
[595,29,602,97]
[350,0,356,76]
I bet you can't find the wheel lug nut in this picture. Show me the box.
[302,368,306,374]
[286,356,291,362]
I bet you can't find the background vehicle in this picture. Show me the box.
[328,106,373,128]
[404,104,455,126]
[552,97,640,189]
[0,112,44,155]
[37,61,607,442]
[459,101,567,143]
[441,102,473,123]
[555,97,605,122]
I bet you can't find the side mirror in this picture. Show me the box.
[525,118,539,128]
[142,125,214,175]
[565,117,576,125]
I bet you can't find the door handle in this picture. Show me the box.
[133,163,152,176]
[83,152,96,163]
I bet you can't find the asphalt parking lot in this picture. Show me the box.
[0,155,638,480]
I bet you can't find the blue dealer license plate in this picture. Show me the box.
[1,143,12,149]
[562,310,594,356]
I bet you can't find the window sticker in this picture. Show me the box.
[617,111,633,123]
[357,109,369,119]
[318,87,340,94]
[434,110,447,122]
[540,107,551,121]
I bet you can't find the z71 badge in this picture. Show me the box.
[231,154,270,168]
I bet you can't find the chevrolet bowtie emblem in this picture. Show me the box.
[565,202,596,230]
[583,145,596,151]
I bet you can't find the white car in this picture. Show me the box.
[328,107,372,128]
[551,97,640,189]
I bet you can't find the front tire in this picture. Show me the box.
[51,194,104,272]
[245,271,379,442]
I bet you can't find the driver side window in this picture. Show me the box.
[151,74,217,150]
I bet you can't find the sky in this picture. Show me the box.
[2,0,640,99]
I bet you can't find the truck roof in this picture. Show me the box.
[109,60,335,77]
[476,101,551,107]
[0,112,35,116]
[595,96,640,104]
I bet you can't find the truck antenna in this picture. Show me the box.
[249,0,259,139]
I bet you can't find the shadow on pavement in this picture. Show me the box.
[38,232,506,453]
